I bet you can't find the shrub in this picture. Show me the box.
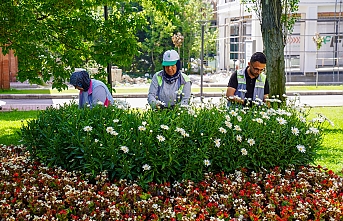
[20,97,329,185]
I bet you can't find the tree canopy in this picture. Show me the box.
[0,0,216,91]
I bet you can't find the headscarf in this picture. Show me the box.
[162,60,181,84]
[70,71,91,91]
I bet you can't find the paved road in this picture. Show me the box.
[1,95,342,111]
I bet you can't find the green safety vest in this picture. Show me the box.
[235,68,267,101]
[156,73,190,95]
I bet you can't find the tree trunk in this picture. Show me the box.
[261,0,286,100]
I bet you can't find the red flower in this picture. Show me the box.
[58,209,67,215]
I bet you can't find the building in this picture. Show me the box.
[217,0,343,82]
[0,49,17,89]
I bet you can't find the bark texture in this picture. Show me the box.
[261,0,286,100]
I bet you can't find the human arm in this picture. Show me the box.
[147,74,160,108]
[180,80,191,106]
[263,78,270,102]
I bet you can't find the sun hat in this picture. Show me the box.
[162,50,180,66]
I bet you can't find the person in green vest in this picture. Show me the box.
[148,49,191,109]
[226,52,269,106]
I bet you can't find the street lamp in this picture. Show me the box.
[197,20,208,100]
[104,6,112,87]
[233,59,237,71]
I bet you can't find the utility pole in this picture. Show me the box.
[200,23,205,100]
[104,6,112,87]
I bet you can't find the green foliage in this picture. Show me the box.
[20,98,329,185]
[241,0,299,35]
[1,0,217,89]
[0,0,149,90]
[133,0,217,75]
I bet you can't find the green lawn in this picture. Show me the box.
[0,111,38,146]
[1,107,342,174]
[310,107,343,174]
[1,85,342,95]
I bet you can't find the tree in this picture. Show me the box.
[1,0,217,90]
[132,0,217,75]
[242,0,299,100]
[0,0,163,90]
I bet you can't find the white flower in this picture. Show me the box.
[113,119,119,123]
[276,117,287,125]
[120,146,129,153]
[247,138,255,146]
[214,139,221,148]
[142,164,151,171]
[97,101,104,105]
[291,127,299,136]
[299,116,306,123]
[225,121,232,128]
[234,125,242,131]
[236,135,242,142]
[254,118,263,124]
[241,148,248,156]
[106,127,114,134]
[188,109,196,115]
[94,139,99,143]
[296,145,306,153]
[111,131,118,136]
[309,127,319,134]
[175,127,185,133]
[219,127,227,134]
[160,125,169,130]
[204,159,211,167]
[138,126,146,131]
[181,131,189,137]
[225,115,231,121]
[142,121,147,126]
[157,135,165,142]
[83,126,93,132]
[229,110,238,116]
[236,116,242,122]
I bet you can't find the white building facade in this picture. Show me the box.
[217,0,343,78]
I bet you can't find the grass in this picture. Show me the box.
[310,107,343,174]
[0,106,342,174]
[0,111,38,145]
[0,85,342,95]
[286,85,343,91]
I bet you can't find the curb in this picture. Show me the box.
[0,91,342,99]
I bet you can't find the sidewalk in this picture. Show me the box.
[0,81,342,111]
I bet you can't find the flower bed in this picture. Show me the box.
[20,97,328,185]
[1,144,343,220]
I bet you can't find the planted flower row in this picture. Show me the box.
[20,97,329,184]
[1,144,343,220]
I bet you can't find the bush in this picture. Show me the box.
[20,97,329,186]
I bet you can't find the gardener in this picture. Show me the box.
[148,49,191,109]
[226,52,269,106]
[70,70,114,108]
